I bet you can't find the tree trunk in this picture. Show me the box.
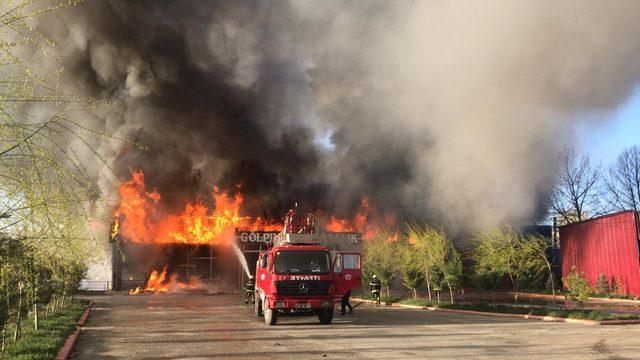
[548,265,558,309]
[461,289,466,305]
[33,284,39,330]
[385,286,390,299]
[413,288,417,299]
[529,291,533,308]
[13,284,22,342]
[1,324,7,355]
[33,303,38,331]
[493,290,497,306]
[509,274,518,305]
[436,290,441,304]
[425,270,432,301]
[446,280,454,304]
[2,288,9,354]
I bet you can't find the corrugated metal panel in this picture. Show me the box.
[559,211,640,296]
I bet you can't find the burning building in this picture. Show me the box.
[110,170,367,293]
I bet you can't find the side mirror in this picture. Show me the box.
[260,255,267,269]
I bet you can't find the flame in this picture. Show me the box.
[113,170,280,245]
[324,198,394,239]
[129,287,141,295]
[111,218,119,240]
[143,267,169,293]
[128,267,214,295]
[325,198,371,232]
[127,267,170,295]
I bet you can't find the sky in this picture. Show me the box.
[578,89,640,167]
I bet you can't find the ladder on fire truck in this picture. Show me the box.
[271,208,361,247]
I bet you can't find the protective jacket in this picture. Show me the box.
[246,278,255,292]
[370,278,381,293]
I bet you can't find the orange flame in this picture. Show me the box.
[324,198,394,239]
[143,267,169,293]
[128,267,206,295]
[110,218,119,240]
[129,287,141,295]
[113,170,280,246]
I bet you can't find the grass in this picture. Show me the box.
[358,293,402,303]
[538,289,638,301]
[394,298,640,321]
[589,293,639,300]
[1,299,88,360]
[545,309,639,321]
[398,298,436,307]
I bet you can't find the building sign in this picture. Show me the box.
[235,230,362,244]
[237,231,280,243]
[316,232,362,244]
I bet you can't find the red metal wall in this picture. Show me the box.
[559,211,640,296]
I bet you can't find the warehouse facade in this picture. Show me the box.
[559,211,640,297]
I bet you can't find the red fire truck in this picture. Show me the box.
[253,209,362,325]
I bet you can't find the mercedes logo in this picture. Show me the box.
[298,282,309,293]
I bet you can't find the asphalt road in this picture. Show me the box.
[72,294,640,359]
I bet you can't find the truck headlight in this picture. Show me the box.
[274,301,286,309]
[321,301,331,308]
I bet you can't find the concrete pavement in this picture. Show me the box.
[72,294,640,359]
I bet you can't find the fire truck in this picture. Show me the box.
[253,208,362,325]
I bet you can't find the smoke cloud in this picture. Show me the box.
[36,0,640,231]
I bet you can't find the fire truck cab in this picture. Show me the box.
[254,209,362,325]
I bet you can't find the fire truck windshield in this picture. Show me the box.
[274,251,330,275]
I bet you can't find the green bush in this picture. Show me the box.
[595,273,610,295]
[362,231,399,298]
[563,266,592,309]
[398,240,425,299]
[407,224,462,304]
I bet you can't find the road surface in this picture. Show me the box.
[72,294,640,359]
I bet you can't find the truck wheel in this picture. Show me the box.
[254,293,263,317]
[318,308,333,325]
[264,306,278,325]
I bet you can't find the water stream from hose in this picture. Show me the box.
[232,242,251,277]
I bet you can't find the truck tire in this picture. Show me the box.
[264,305,278,325]
[317,308,333,325]
[254,293,263,317]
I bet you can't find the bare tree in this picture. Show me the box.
[549,148,602,225]
[606,145,640,211]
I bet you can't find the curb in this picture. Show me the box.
[55,300,93,360]
[352,298,640,326]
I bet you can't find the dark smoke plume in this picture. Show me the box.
[37,0,640,231]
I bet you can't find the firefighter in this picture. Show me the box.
[370,275,381,306]
[245,275,255,304]
[340,290,353,315]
